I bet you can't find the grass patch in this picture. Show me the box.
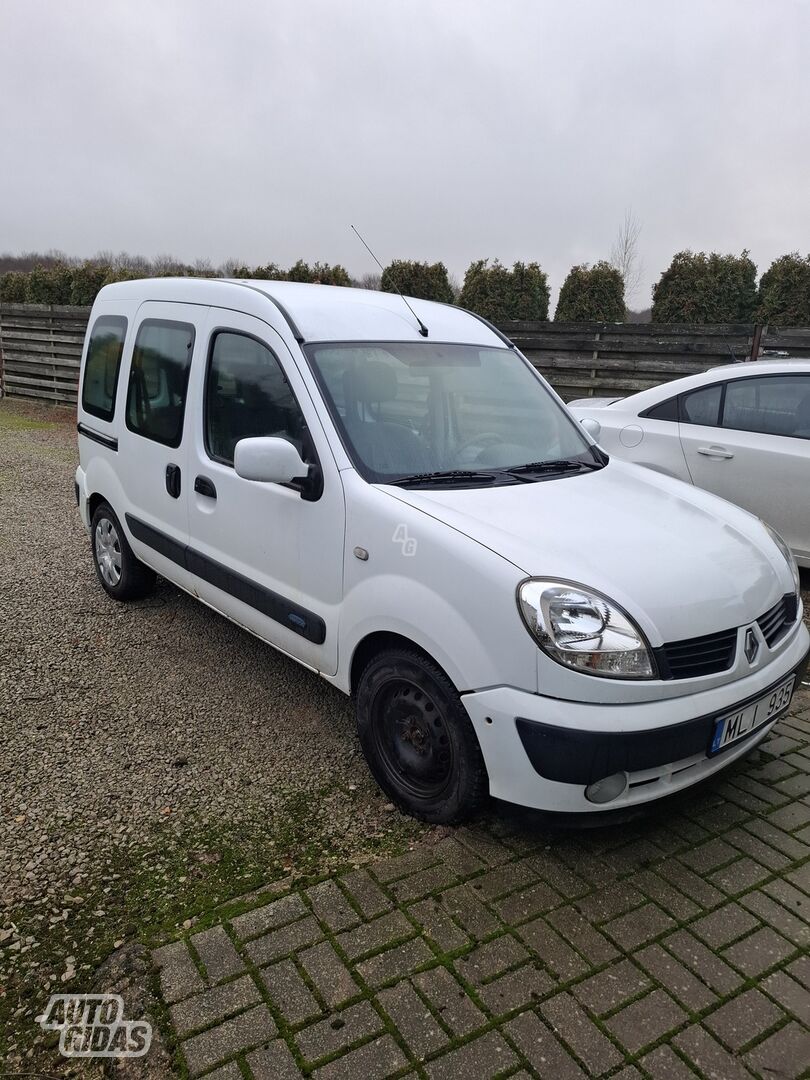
[0,407,52,431]
[0,784,423,1067]
[0,397,75,431]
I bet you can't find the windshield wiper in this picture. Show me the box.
[506,457,602,477]
[388,469,498,488]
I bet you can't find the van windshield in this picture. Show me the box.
[304,341,603,486]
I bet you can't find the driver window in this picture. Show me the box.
[205,331,308,466]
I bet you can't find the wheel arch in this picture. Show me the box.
[88,491,109,522]
[349,631,454,697]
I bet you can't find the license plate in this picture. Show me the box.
[710,676,795,755]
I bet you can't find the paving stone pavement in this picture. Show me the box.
[152,686,810,1079]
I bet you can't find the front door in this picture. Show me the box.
[184,309,345,674]
[117,301,207,592]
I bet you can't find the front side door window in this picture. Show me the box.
[722,374,810,439]
[205,331,310,466]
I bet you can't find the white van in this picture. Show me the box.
[75,279,809,822]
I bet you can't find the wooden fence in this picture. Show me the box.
[501,321,810,400]
[0,304,90,405]
[2,304,810,407]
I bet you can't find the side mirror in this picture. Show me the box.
[579,417,602,441]
[234,436,309,485]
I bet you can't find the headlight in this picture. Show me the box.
[518,579,655,679]
[762,522,800,597]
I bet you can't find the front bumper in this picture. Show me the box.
[462,624,809,813]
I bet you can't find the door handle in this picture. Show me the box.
[165,463,181,498]
[194,475,217,499]
[697,446,734,459]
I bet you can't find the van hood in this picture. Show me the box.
[382,459,790,645]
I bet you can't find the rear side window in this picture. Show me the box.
[723,375,810,438]
[126,320,195,448]
[205,331,308,465]
[641,395,679,422]
[680,384,722,426]
[81,316,127,421]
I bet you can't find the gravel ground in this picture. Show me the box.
[0,399,414,907]
[0,397,422,1065]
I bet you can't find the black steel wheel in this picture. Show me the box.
[356,648,487,823]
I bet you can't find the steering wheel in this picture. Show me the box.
[454,432,504,465]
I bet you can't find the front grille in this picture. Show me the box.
[656,628,737,680]
[655,592,799,680]
[758,593,799,648]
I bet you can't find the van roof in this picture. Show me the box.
[95,277,507,348]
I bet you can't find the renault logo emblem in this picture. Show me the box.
[744,628,759,665]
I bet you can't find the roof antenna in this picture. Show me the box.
[350,224,428,337]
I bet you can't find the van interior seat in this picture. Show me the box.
[343,360,430,475]
[209,360,293,460]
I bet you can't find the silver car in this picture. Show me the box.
[570,358,810,567]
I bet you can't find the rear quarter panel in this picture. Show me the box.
[573,405,693,482]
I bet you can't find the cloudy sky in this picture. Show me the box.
[1,0,808,307]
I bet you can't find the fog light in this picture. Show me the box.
[585,772,628,804]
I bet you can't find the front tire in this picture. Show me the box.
[90,502,156,602]
[355,648,488,824]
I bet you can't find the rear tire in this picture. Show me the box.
[355,648,488,824]
[90,502,156,602]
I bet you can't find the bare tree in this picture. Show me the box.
[193,256,216,277]
[151,252,185,275]
[625,306,652,324]
[221,257,246,277]
[354,271,381,290]
[610,209,643,306]
[44,247,77,265]
[115,250,151,272]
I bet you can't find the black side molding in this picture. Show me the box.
[185,548,325,643]
[77,423,118,451]
[126,514,187,566]
[124,513,326,645]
